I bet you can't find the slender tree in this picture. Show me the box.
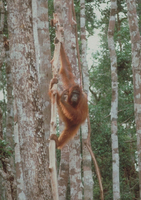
[52,1,70,199]
[80,0,93,199]
[126,0,141,197]
[108,0,120,199]
[53,0,83,199]
[65,1,82,199]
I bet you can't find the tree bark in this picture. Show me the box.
[37,0,52,140]
[53,0,82,199]
[7,0,52,199]
[53,1,70,199]
[58,144,69,199]
[126,0,141,198]
[80,0,93,199]
[108,1,120,199]
[63,1,82,199]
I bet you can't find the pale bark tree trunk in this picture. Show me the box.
[80,0,93,199]
[69,138,82,200]
[7,0,52,199]
[58,143,69,199]
[126,0,141,197]
[108,1,120,200]
[32,1,52,192]
[64,1,82,199]
[53,1,70,199]
[33,0,53,196]
[37,0,52,140]
[53,0,82,199]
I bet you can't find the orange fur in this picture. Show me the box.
[59,44,75,88]
[49,43,88,149]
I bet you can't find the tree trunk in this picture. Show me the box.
[58,144,69,199]
[7,0,52,199]
[63,1,82,199]
[32,1,52,194]
[108,1,120,199]
[126,0,141,198]
[52,1,70,199]
[53,0,82,199]
[37,0,52,140]
[80,0,93,199]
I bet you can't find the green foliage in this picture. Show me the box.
[89,0,139,199]
[74,0,97,36]
[85,3,97,35]
[0,140,12,159]
[48,0,97,55]
[48,0,139,199]
[89,50,112,199]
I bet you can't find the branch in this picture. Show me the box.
[89,86,101,102]
[49,12,63,200]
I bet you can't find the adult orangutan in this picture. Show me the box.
[49,43,88,149]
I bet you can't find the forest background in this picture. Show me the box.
[0,0,141,199]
